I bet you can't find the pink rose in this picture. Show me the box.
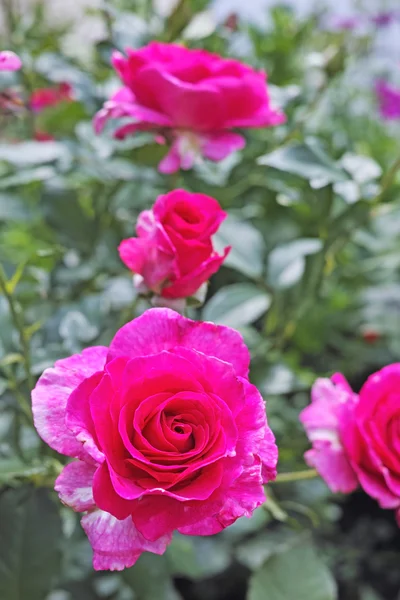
[330,15,361,31]
[30,82,73,112]
[375,79,400,121]
[32,308,278,570]
[371,12,397,28]
[94,42,285,173]
[0,50,22,71]
[299,373,358,493]
[119,189,230,300]
[341,364,400,523]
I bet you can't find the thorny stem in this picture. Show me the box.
[0,264,34,419]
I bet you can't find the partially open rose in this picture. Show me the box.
[32,308,277,570]
[341,364,400,523]
[301,365,400,524]
[119,189,230,300]
[94,42,285,173]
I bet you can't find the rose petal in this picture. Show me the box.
[81,509,171,571]
[32,346,108,458]
[108,308,250,377]
[0,50,22,72]
[375,80,400,121]
[158,142,183,174]
[161,247,230,299]
[55,461,97,511]
[216,457,265,525]
[304,445,358,493]
[202,131,246,161]
[153,189,227,239]
[133,66,224,131]
[236,379,278,482]
[93,462,137,519]
[66,372,105,464]
[132,493,223,541]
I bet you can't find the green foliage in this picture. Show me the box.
[247,540,337,600]
[0,487,62,600]
[203,283,271,327]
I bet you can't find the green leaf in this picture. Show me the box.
[0,167,55,189]
[340,153,382,184]
[36,102,87,136]
[258,141,347,188]
[247,541,337,600]
[123,554,182,600]
[0,486,62,600]
[0,194,33,222]
[360,588,382,600]
[166,534,231,580]
[235,528,296,570]
[214,216,266,279]
[0,459,51,484]
[0,142,69,167]
[261,363,302,395]
[163,0,193,42]
[267,238,323,289]
[203,283,271,327]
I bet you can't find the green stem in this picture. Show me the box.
[0,265,34,417]
[274,469,318,483]
[8,376,33,423]
[1,0,15,46]
[376,154,400,203]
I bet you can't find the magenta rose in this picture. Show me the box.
[94,42,285,173]
[299,373,359,493]
[340,364,400,523]
[375,79,400,121]
[119,189,230,300]
[32,308,278,570]
[0,50,22,71]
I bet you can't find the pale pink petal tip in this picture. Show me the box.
[82,510,171,571]
[31,346,108,459]
[300,375,358,494]
[0,50,22,71]
[55,462,96,512]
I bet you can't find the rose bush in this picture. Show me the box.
[119,189,230,301]
[32,308,277,570]
[94,42,285,173]
[3,2,400,598]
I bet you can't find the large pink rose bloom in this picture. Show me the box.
[299,373,358,493]
[32,308,277,570]
[341,364,400,523]
[375,79,400,120]
[94,42,285,173]
[0,50,22,71]
[119,189,230,300]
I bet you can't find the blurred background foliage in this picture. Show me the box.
[1,1,400,599]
